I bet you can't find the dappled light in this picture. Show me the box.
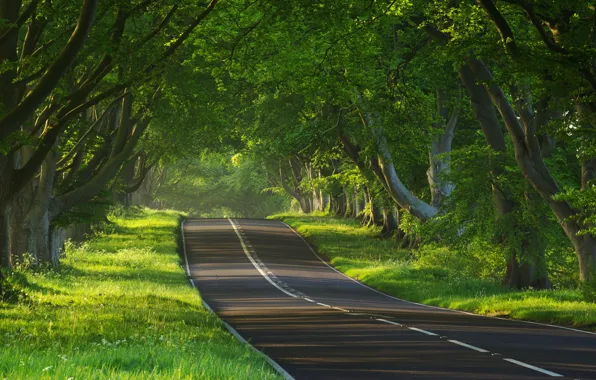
[0,210,279,379]
[2,0,596,378]
[184,218,596,378]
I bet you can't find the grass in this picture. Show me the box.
[0,208,280,379]
[270,213,596,330]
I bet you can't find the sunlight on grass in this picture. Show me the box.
[270,213,596,329]
[0,208,280,379]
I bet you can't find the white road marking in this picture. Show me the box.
[332,306,349,312]
[376,318,402,326]
[180,220,295,380]
[503,358,563,377]
[408,327,439,336]
[181,220,192,279]
[278,220,596,337]
[229,219,298,299]
[447,340,489,353]
[190,219,575,379]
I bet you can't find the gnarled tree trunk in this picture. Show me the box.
[427,90,459,208]
[467,57,592,282]
[460,63,550,288]
[373,125,439,222]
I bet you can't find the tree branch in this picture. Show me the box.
[0,0,41,47]
[0,0,99,141]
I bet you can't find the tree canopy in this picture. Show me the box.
[1,0,596,290]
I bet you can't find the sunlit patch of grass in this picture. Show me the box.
[0,208,280,379]
[270,213,596,330]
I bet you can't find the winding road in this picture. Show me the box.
[182,218,596,379]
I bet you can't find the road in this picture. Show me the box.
[182,218,596,379]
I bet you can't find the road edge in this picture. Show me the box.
[278,219,596,337]
[180,219,295,380]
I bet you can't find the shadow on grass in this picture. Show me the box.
[273,213,596,329]
[0,210,279,379]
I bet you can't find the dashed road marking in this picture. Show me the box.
[447,340,489,353]
[221,219,569,379]
[180,220,295,380]
[332,306,349,312]
[503,358,563,377]
[408,327,439,336]
[229,219,298,299]
[376,318,402,326]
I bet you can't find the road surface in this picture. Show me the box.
[182,218,596,379]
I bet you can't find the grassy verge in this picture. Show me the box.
[270,213,596,330]
[0,208,280,379]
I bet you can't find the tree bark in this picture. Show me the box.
[0,0,99,140]
[370,197,384,227]
[466,57,593,281]
[49,113,151,222]
[382,206,398,235]
[460,63,550,288]
[427,90,459,208]
[373,125,439,221]
[0,204,10,268]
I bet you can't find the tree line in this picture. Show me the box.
[214,0,596,289]
[1,0,595,291]
[0,0,220,268]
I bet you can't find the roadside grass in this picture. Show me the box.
[0,208,280,379]
[270,213,596,330]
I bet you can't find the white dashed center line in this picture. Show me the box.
[447,340,489,353]
[503,358,563,377]
[408,327,439,336]
[376,318,402,326]
[227,219,568,379]
[332,306,349,312]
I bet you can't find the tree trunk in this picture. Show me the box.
[334,192,346,217]
[394,208,406,243]
[9,159,36,265]
[0,3,21,269]
[343,189,353,218]
[353,187,363,218]
[298,197,311,214]
[46,226,64,267]
[117,156,136,207]
[370,198,384,227]
[460,63,551,288]
[372,123,438,221]
[0,205,10,268]
[427,90,459,208]
[468,57,596,281]
[382,207,398,235]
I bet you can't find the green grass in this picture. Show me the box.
[270,213,596,330]
[0,208,280,379]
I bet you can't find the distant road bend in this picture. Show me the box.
[182,218,596,379]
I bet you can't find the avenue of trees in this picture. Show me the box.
[1,0,596,291]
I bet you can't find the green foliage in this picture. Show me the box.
[579,270,596,303]
[153,153,289,218]
[0,209,280,379]
[274,213,596,328]
[556,182,596,236]
[53,191,114,228]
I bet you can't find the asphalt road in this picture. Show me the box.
[182,218,596,379]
